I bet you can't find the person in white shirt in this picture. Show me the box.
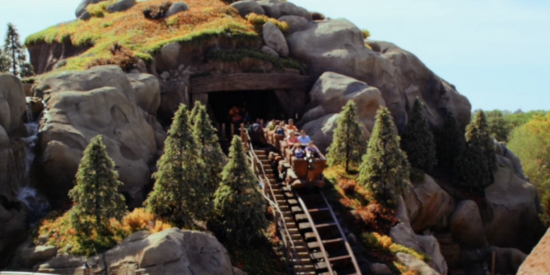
[297,130,311,144]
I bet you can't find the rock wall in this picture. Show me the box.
[37,229,236,275]
[27,42,90,75]
[0,73,32,268]
[32,66,164,208]
[290,19,470,143]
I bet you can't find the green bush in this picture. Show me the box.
[246,13,289,32]
[362,29,371,39]
[86,1,113,18]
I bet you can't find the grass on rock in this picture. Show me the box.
[34,208,173,256]
[323,166,429,274]
[25,0,260,73]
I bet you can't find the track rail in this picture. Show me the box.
[241,125,362,274]
[241,127,301,274]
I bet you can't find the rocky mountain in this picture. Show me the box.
[0,0,545,274]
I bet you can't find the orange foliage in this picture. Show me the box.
[373,232,393,249]
[122,208,174,233]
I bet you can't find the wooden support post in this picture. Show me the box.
[222,123,226,141]
[491,251,496,275]
[231,123,235,137]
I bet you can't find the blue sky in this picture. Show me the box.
[1,0,549,111]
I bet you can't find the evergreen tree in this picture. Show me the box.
[401,98,437,171]
[214,136,267,244]
[485,110,512,142]
[68,135,127,235]
[326,100,368,173]
[145,104,210,228]
[474,111,497,172]
[453,124,492,191]
[358,107,411,206]
[0,48,8,73]
[189,101,201,125]
[193,103,225,196]
[435,111,465,170]
[3,23,29,76]
[19,62,35,78]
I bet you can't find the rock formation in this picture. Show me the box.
[518,228,550,274]
[0,73,31,268]
[37,229,236,275]
[31,66,164,208]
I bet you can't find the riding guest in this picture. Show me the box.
[285,119,298,134]
[287,131,300,147]
[306,142,319,159]
[294,144,306,159]
[275,121,285,135]
[267,119,277,131]
[298,130,311,144]
[228,105,240,123]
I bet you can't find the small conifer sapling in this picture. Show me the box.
[68,135,127,235]
[326,100,368,173]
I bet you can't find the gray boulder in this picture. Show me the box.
[300,72,384,152]
[495,141,528,180]
[107,0,136,13]
[262,22,289,57]
[396,253,440,275]
[75,0,107,18]
[371,263,392,275]
[161,42,181,68]
[230,1,265,17]
[165,2,189,17]
[33,66,162,208]
[405,174,455,232]
[278,15,310,34]
[290,19,471,134]
[39,229,235,275]
[261,45,279,58]
[78,11,91,21]
[258,0,311,20]
[450,200,488,249]
[484,166,540,252]
[126,73,161,116]
[417,235,448,275]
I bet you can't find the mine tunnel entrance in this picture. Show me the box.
[207,90,289,125]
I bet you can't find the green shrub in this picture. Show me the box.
[86,1,113,18]
[362,29,371,39]
[246,13,289,32]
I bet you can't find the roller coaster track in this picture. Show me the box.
[241,127,362,275]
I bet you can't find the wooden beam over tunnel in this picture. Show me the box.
[190,73,312,94]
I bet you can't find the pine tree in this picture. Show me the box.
[453,124,492,191]
[401,98,437,171]
[0,48,8,73]
[193,103,225,196]
[3,23,27,76]
[68,135,127,235]
[214,136,267,244]
[358,107,411,206]
[326,100,368,173]
[474,111,497,172]
[145,104,210,228]
[189,101,201,125]
[435,111,466,170]
[19,62,35,78]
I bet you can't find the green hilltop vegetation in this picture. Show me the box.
[24,0,301,76]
